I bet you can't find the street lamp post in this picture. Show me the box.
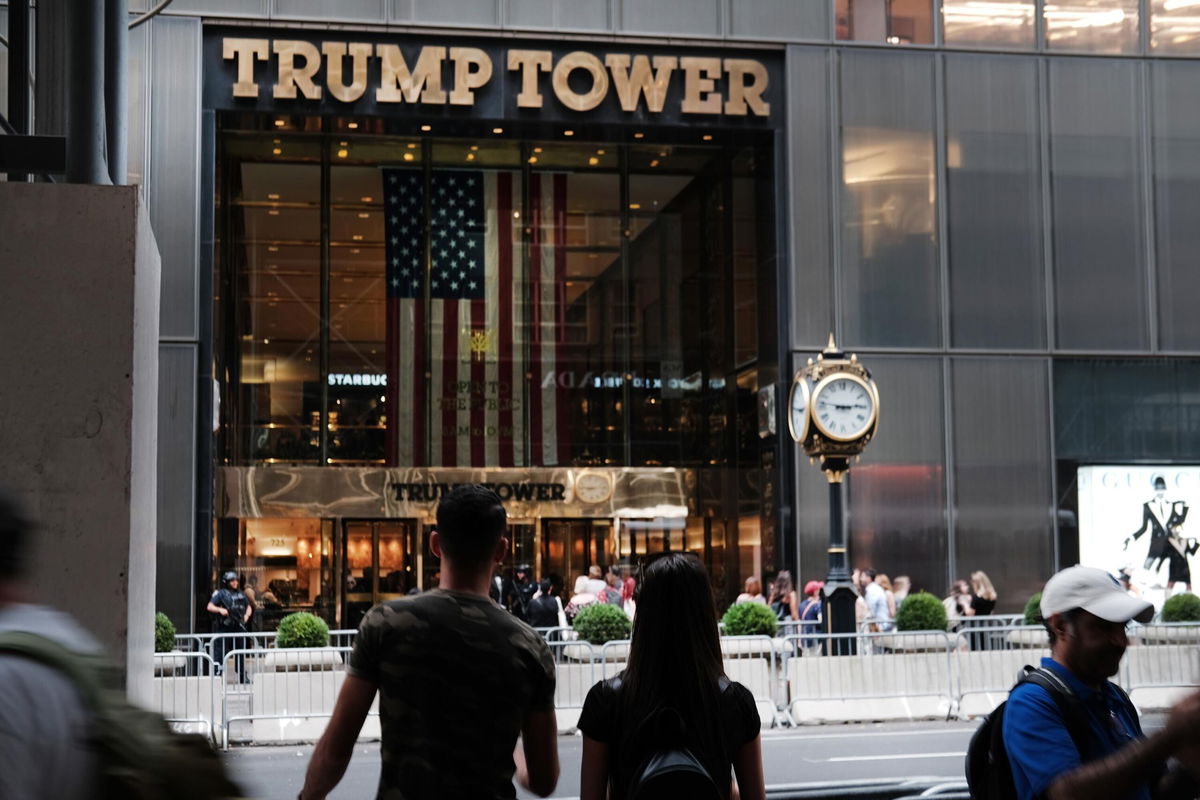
[786,335,880,655]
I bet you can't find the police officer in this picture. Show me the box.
[207,571,251,679]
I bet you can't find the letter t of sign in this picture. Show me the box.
[224,38,269,98]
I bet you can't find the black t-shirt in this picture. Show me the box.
[348,589,555,800]
[527,595,560,628]
[578,674,760,800]
[971,595,996,616]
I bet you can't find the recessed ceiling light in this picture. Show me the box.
[268,209,280,216]
[596,149,606,155]
[267,193,280,200]
[649,160,659,168]
[702,134,713,141]
[629,203,641,210]
[533,147,543,153]
[633,132,644,139]
[274,119,286,128]
[407,143,418,149]
[348,122,359,130]
[563,129,574,136]
[492,127,504,134]
[659,151,667,157]
[339,141,348,147]
[588,157,599,166]
[466,153,476,161]
[352,234,364,241]
[272,148,282,155]
[337,148,349,158]
[361,196,373,203]
[420,124,432,132]
[403,153,415,162]
[267,245,279,252]
[528,156,538,164]
[350,248,360,254]
[357,212,370,219]
[470,145,479,151]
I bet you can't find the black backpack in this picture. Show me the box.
[965,665,1132,800]
[623,678,729,800]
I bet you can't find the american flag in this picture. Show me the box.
[384,168,571,467]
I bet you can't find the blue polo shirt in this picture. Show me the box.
[1002,658,1158,800]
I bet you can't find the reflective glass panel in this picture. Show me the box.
[240,518,331,630]
[945,55,1044,349]
[839,51,939,348]
[1048,59,1147,350]
[951,358,1053,612]
[1152,61,1200,350]
[942,0,1035,47]
[227,136,322,463]
[835,0,934,43]
[1152,0,1200,52]
[1045,0,1139,53]
[847,357,947,598]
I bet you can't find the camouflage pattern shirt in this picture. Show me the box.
[347,588,556,799]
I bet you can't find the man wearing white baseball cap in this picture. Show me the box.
[1003,566,1200,800]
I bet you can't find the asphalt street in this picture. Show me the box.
[222,721,983,799]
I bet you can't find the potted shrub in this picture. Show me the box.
[265,612,340,670]
[569,603,631,661]
[153,612,187,675]
[1008,591,1049,647]
[721,602,778,637]
[881,592,949,651]
[1143,593,1200,643]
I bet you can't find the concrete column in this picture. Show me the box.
[0,183,160,705]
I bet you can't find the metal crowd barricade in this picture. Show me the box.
[547,638,600,732]
[1121,622,1200,709]
[953,624,1050,718]
[721,634,785,727]
[783,630,956,724]
[220,645,357,750]
[154,651,219,742]
[534,626,577,643]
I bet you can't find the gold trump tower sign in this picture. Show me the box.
[219,36,772,117]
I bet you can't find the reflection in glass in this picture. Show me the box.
[847,357,946,597]
[1049,59,1147,350]
[1152,0,1200,52]
[951,358,1053,611]
[229,144,322,463]
[835,0,934,43]
[1152,61,1200,349]
[240,518,332,629]
[1045,0,1139,52]
[945,55,1044,348]
[942,0,1034,47]
[839,51,939,348]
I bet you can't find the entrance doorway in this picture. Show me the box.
[541,519,615,596]
[343,519,418,630]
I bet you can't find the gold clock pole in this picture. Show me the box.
[788,333,880,656]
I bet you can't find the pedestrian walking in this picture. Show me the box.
[967,570,998,650]
[298,485,558,799]
[859,569,893,632]
[737,576,767,605]
[799,580,823,656]
[577,552,765,800]
[1002,565,1200,800]
[768,570,798,621]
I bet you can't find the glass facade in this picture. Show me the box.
[214,114,777,622]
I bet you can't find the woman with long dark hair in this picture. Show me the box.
[768,569,799,621]
[577,553,765,800]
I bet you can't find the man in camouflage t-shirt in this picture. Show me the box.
[299,486,559,799]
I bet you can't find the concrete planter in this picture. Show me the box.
[1137,625,1200,644]
[1006,628,1049,647]
[263,647,343,672]
[876,632,952,652]
[154,651,189,676]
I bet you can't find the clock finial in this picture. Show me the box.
[825,332,837,353]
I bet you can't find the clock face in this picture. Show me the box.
[574,472,613,504]
[787,374,811,443]
[812,374,877,442]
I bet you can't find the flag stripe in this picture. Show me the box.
[539,175,558,466]
[529,174,545,466]
[497,172,515,467]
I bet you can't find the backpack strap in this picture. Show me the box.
[0,631,106,712]
[1019,666,1091,761]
